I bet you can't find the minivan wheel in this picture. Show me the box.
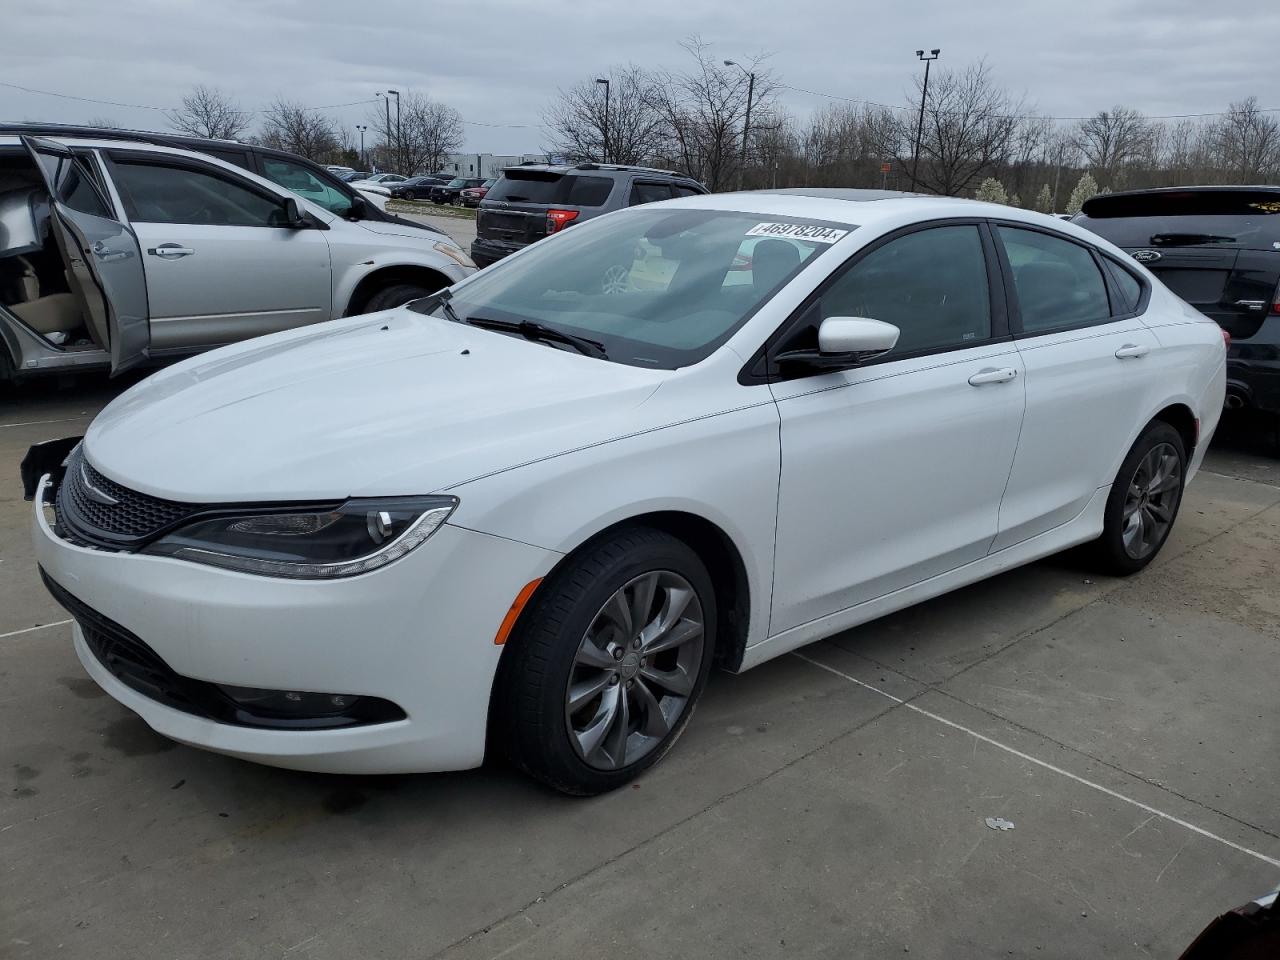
[1089,421,1186,575]
[496,526,716,796]
[363,283,437,313]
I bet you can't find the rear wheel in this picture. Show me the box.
[1089,421,1186,575]
[363,283,437,313]
[496,527,715,795]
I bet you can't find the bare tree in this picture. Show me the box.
[167,85,250,140]
[911,61,1021,197]
[1073,106,1155,186]
[651,37,776,190]
[543,65,667,165]
[367,92,463,174]
[258,100,339,161]
[1208,97,1280,182]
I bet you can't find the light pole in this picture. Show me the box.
[376,92,391,172]
[595,78,610,163]
[910,48,940,192]
[388,89,401,171]
[724,59,755,191]
[356,124,368,167]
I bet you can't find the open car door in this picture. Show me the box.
[21,136,149,374]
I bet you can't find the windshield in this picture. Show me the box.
[448,178,467,187]
[411,208,852,368]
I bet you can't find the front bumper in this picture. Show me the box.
[32,476,559,774]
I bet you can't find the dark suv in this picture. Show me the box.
[1074,187,1280,415]
[471,162,707,267]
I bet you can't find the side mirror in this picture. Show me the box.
[776,316,900,372]
[282,197,307,228]
[348,194,368,220]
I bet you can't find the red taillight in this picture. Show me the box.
[1222,327,1232,350]
[546,208,579,234]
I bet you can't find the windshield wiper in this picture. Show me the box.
[1150,232,1237,246]
[464,317,608,358]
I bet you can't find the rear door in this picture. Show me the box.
[990,222,1163,551]
[478,171,615,246]
[102,150,332,349]
[20,136,150,373]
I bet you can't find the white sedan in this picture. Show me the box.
[27,189,1226,794]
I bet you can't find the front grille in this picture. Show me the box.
[58,450,195,542]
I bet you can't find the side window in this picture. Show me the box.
[998,226,1112,333]
[261,157,351,216]
[565,176,613,206]
[110,158,288,227]
[1104,258,1144,314]
[33,152,112,219]
[672,185,702,198]
[817,225,992,356]
[630,182,673,206]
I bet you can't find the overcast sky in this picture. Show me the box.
[4,0,1278,157]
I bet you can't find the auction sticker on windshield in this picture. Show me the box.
[746,222,849,244]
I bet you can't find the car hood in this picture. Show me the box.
[85,313,667,503]
[355,218,446,241]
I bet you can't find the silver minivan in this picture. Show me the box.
[0,134,475,381]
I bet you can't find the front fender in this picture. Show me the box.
[446,402,781,651]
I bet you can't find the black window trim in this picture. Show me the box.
[629,180,675,205]
[739,217,1011,385]
[990,219,1149,340]
[103,149,302,229]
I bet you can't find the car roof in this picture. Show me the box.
[502,161,695,181]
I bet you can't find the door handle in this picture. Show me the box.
[147,244,195,259]
[968,367,1019,386]
[1114,343,1149,359]
[89,240,129,263]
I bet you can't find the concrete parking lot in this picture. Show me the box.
[2,379,1278,960]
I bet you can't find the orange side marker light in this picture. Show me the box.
[494,578,542,645]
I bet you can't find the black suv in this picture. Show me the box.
[0,123,446,238]
[471,162,707,267]
[1074,187,1280,415]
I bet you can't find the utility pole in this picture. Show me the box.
[595,78,610,163]
[910,48,940,192]
[376,92,391,172]
[724,60,755,190]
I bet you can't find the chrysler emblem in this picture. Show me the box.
[79,462,119,506]
[1131,249,1162,263]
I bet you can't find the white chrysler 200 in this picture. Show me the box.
[25,189,1226,795]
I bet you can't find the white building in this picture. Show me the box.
[440,153,547,179]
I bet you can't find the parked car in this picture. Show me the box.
[429,177,487,205]
[326,165,355,176]
[460,178,497,208]
[24,189,1225,794]
[0,132,475,382]
[471,162,707,267]
[339,170,372,182]
[388,176,451,201]
[1073,186,1280,415]
[353,173,407,186]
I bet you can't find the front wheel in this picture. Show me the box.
[403,190,416,201]
[495,527,716,795]
[363,283,437,313]
[1089,421,1186,575]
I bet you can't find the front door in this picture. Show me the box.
[21,136,150,374]
[768,223,1026,635]
[988,223,1164,551]
[102,151,332,350]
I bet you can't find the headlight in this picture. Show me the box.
[434,241,475,268]
[144,496,457,578]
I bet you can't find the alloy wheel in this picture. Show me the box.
[565,570,705,770]
[1122,442,1182,559]
[601,264,631,295]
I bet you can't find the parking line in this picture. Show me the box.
[0,620,72,640]
[0,416,89,429]
[792,651,1280,869]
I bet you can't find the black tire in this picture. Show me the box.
[363,283,437,313]
[1089,421,1186,576]
[495,526,716,796]
[403,190,416,201]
